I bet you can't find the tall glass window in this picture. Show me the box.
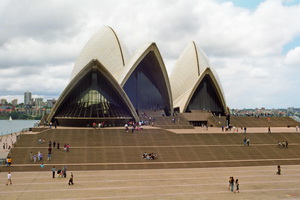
[55,69,132,119]
[186,75,224,114]
[123,51,171,115]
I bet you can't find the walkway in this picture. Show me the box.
[1,165,300,199]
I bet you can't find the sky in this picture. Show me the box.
[0,0,299,109]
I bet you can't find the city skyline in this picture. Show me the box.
[0,0,300,109]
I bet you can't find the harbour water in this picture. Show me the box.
[0,120,38,136]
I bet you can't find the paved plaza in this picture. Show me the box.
[1,126,300,199]
[1,165,300,200]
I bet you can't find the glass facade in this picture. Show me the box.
[54,69,133,121]
[123,51,171,115]
[186,75,224,114]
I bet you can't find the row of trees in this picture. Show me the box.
[0,111,41,120]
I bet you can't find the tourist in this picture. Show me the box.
[49,140,52,147]
[229,177,234,192]
[244,127,247,134]
[234,179,239,193]
[57,169,63,178]
[286,141,289,148]
[38,151,41,161]
[40,163,45,169]
[53,141,56,148]
[296,126,299,132]
[63,166,67,178]
[57,142,60,149]
[268,127,271,133]
[6,157,12,167]
[38,138,42,144]
[243,137,247,146]
[68,172,74,185]
[51,166,56,178]
[33,154,37,162]
[276,165,281,175]
[282,141,286,148]
[47,153,52,161]
[30,151,33,162]
[278,141,282,148]
[125,124,129,132]
[6,172,12,185]
[246,138,250,146]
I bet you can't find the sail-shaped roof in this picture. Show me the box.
[70,26,129,81]
[171,42,227,113]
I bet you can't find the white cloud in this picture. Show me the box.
[285,47,300,65]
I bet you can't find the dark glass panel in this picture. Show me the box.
[186,75,224,114]
[123,51,171,115]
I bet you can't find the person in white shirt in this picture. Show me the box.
[6,172,12,185]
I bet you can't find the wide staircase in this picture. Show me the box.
[209,116,300,127]
[139,110,193,129]
[3,127,300,172]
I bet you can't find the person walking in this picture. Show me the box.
[51,166,56,178]
[6,172,12,185]
[230,177,235,192]
[68,172,74,185]
[63,166,67,178]
[276,165,281,175]
[268,127,271,133]
[30,151,33,162]
[234,179,239,193]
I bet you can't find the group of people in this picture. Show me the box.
[2,142,11,150]
[125,122,143,133]
[51,166,74,185]
[30,151,43,162]
[142,152,158,160]
[243,137,250,146]
[228,177,239,193]
[91,122,105,129]
[278,140,288,148]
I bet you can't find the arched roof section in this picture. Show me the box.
[170,42,211,102]
[48,59,139,123]
[175,67,227,113]
[116,42,173,115]
[70,26,129,81]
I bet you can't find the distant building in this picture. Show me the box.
[0,99,7,104]
[11,99,18,106]
[34,98,44,107]
[46,99,56,108]
[24,91,32,105]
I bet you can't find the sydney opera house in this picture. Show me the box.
[47,26,228,126]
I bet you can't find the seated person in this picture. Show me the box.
[57,169,62,178]
[142,152,147,159]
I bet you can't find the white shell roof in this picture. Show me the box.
[170,42,211,102]
[171,42,227,112]
[70,26,129,81]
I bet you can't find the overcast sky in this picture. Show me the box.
[0,0,299,109]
